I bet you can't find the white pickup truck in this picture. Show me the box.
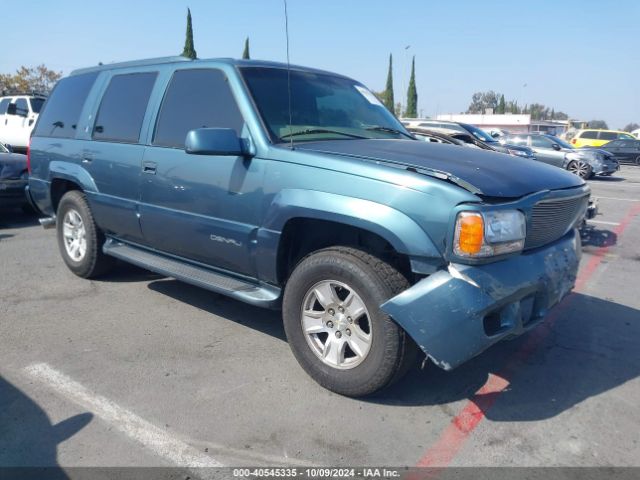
[0,94,46,151]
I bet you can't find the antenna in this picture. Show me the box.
[283,0,294,150]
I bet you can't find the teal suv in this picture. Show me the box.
[27,57,588,396]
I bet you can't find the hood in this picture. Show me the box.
[0,152,28,180]
[295,139,584,198]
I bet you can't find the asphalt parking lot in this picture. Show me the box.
[1,166,639,471]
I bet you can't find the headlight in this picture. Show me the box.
[454,210,526,258]
[507,149,531,158]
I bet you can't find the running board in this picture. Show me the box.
[103,239,281,308]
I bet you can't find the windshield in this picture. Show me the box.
[460,123,496,142]
[240,67,411,143]
[546,135,574,149]
[0,143,8,153]
[29,97,45,113]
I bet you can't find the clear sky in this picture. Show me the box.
[3,0,639,128]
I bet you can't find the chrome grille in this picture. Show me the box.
[525,195,588,249]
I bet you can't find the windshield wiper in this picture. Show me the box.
[365,126,414,139]
[279,128,368,141]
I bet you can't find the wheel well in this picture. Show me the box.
[276,218,413,285]
[51,179,82,213]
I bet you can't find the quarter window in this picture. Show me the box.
[15,99,29,116]
[93,72,157,143]
[33,72,99,139]
[153,69,244,148]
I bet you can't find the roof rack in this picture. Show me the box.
[71,56,192,75]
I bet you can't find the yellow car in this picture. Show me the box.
[570,129,635,148]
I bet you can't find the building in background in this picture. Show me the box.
[435,113,568,136]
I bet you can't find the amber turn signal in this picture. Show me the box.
[454,212,484,256]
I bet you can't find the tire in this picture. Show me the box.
[567,160,593,179]
[635,156,640,166]
[56,190,114,278]
[282,247,418,397]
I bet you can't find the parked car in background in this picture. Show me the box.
[411,120,536,159]
[501,133,619,179]
[595,139,640,165]
[631,128,640,139]
[0,143,29,210]
[569,129,635,148]
[0,93,46,152]
[28,56,589,396]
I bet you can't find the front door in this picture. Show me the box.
[529,135,565,167]
[139,68,262,277]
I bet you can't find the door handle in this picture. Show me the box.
[143,161,157,174]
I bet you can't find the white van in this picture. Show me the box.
[631,128,640,139]
[0,94,46,150]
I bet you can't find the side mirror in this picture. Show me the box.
[185,128,247,156]
[491,132,500,138]
[6,103,17,116]
[551,143,561,151]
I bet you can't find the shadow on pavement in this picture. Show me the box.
[369,293,640,422]
[590,175,626,182]
[581,225,617,247]
[0,208,39,230]
[147,278,286,342]
[0,376,92,477]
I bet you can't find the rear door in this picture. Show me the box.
[4,98,30,147]
[81,70,158,242]
[139,67,263,276]
[596,131,618,147]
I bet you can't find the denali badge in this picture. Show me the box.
[210,234,242,247]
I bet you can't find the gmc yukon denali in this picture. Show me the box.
[27,57,588,396]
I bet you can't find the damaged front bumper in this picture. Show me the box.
[381,229,581,370]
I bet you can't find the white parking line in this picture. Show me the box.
[589,220,621,226]
[595,196,640,202]
[24,363,223,469]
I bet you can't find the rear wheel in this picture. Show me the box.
[56,190,114,278]
[282,247,417,397]
[567,160,593,179]
[635,156,640,166]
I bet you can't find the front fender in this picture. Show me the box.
[256,189,444,283]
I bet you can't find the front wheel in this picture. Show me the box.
[567,160,593,179]
[282,247,417,397]
[56,190,114,278]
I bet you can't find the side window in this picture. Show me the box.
[507,136,526,145]
[153,69,244,148]
[15,99,29,116]
[580,131,598,139]
[30,98,45,114]
[93,72,157,143]
[598,131,617,141]
[530,136,552,148]
[33,72,99,139]
[0,98,10,115]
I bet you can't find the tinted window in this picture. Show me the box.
[93,72,157,143]
[530,135,553,148]
[598,131,617,140]
[617,132,634,140]
[605,140,622,148]
[0,98,10,115]
[153,69,244,148]
[30,98,45,113]
[15,99,29,116]
[33,72,98,138]
[580,130,599,139]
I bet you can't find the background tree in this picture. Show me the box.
[588,120,608,129]
[467,90,499,114]
[0,65,62,94]
[382,54,394,112]
[181,8,197,59]
[242,37,250,59]
[622,122,639,132]
[404,56,418,118]
[497,94,506,114]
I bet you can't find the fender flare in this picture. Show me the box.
[258,190,442,279]
[49,161,98,192]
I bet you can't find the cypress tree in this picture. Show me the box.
[383,54,394,112]
[181,8,197,59]
[498,94,505,114]
[242,37,250,59]
[405,56,418,118]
